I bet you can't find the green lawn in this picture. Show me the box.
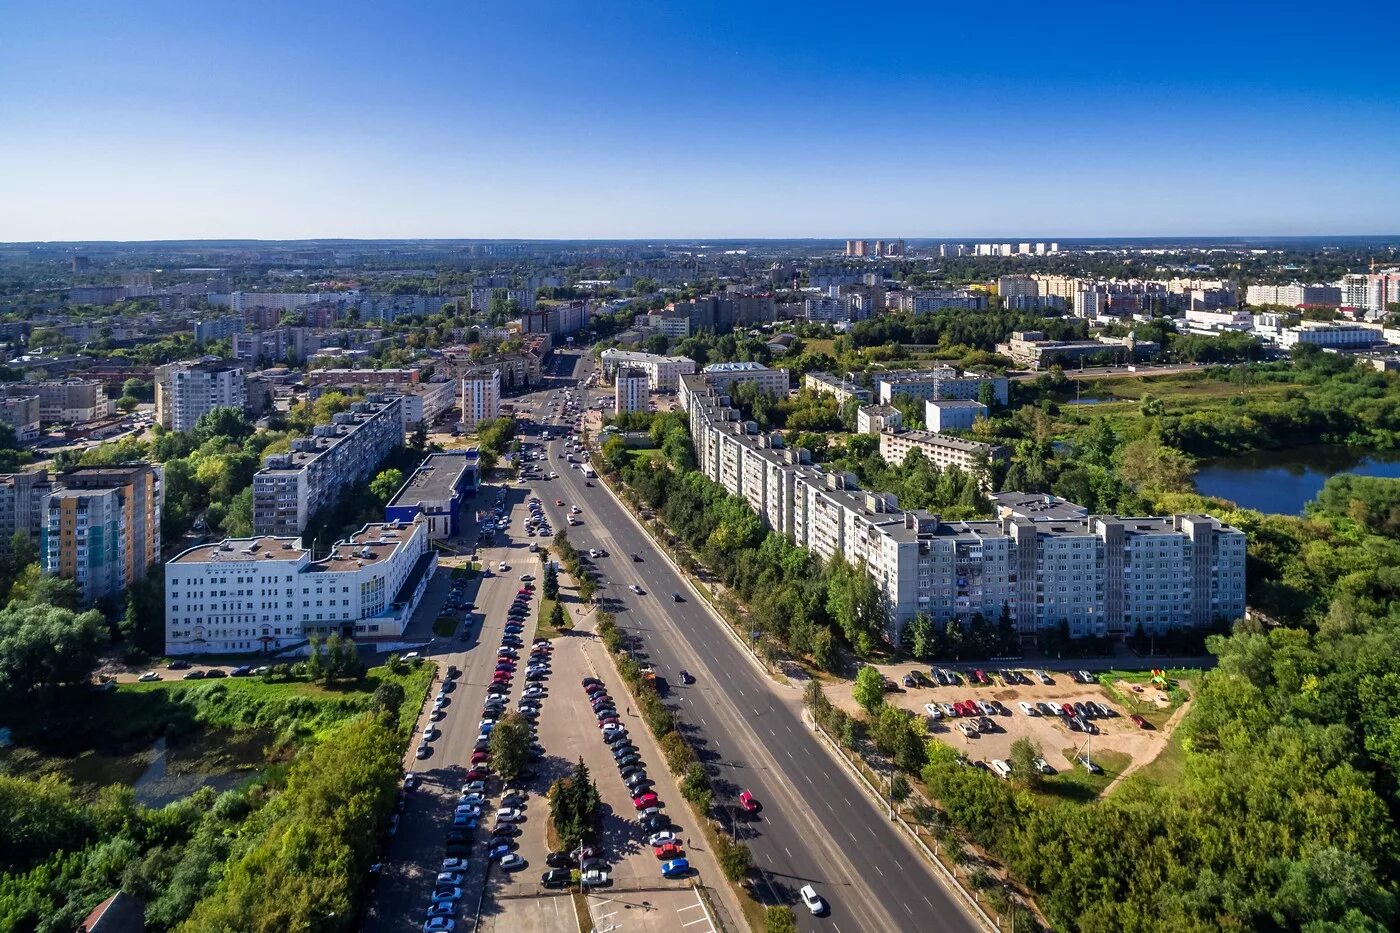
[535,597,573,640]
[1042,748,1132,803]
[1133,733,1188,789]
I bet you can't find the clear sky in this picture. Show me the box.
[1,0,1397,241]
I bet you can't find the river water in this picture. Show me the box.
[1192,445,1400,515]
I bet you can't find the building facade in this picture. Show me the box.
[156,359,247,433]
[0,395,40,442]
[0,470,53,546]
[459,368,502,432]
[165,520,435,655]
[384,452,479,540]
[252,395,403,536]
[598,349,697,391]
[615,368,650,415]
[875,368,1009,406]
[41,465,163,604]
[682,382,1243,643]
[803,372,871,406]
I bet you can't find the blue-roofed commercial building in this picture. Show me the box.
[384,450,479,540]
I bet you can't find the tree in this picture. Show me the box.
[1007,737,1042,789]
[765,906,799,933]
[0,603,108,707]
[489,712,532,780]
[542,562,559,600]
[370,680,405,720]
[853,665,886,715]
[549,758,601,850]
[369,468,404,504]
[811,626,837,671]
[715,833,753,882]
[548,601,569,632]
[116,395,139,413]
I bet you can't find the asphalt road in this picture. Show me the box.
[514,353,980,933]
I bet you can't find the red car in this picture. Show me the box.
[972,669,986,684]
[465,768,488,781]
[517,588,532,597]
[739,790,759,813]
[471,751,489,765]
[492,673,511,684]
[654,843,684,859]
[632,792,659,809]
[555,499,565,506]
[1060,703,1076,717]
[1130,714,1151,729]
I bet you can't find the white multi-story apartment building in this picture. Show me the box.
[878,429,1004,477]
[156,359,247,432]
[699,362,790,399]
[459,368,501,432]
[683,384,1244,643]
[856,404,902,435]
[804,296,852,323]
[802,372,871,406]
[599,349,697,392]
[925,399,988,433]
[395,379,456,430]
[164,519,435,655]
[252,395,403,536]
[1340,272,1400,318]
[615,368,650,415]
[1244,283,1342,308]
[875,368,1009,406]
[893,290,986,313]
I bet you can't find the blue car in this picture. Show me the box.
[488,843,512,860]
[660,858,690,879]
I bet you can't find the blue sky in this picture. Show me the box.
[1,0,1397,240]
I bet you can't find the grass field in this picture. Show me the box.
[535,596,573,639]
[1044,748,1132,802]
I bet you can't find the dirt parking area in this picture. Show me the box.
[830,663,1185,782]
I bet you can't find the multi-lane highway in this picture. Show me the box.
[517,352,981,933]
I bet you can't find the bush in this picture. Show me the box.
[765,906,799,933]
[714,832,753,882]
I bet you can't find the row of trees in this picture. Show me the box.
[548,760,601,851]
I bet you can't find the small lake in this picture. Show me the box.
[1193,445,1400,515]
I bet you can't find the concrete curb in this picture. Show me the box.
[806,712,999,933]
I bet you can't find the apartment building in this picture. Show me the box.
[700,361,790,398]
[925,399,988,433]
[306,368,421,389]
[804,296,853,323]
[875,368,1009,406]
[684,385,1243,643]
[0,395,40,442]
[3,381,112,425]
[252,395,403,536]
[615,368,650,415]
[856,404,902,435]
[803,372,871,406]
[892,290,987,313]
[192,315,245,344]
[396,379,456,429]
[879,429,1004,476]
[1340,272,1400,318]
[384,452,480,540]
[598,349,697,391]
[459,368,501,432]
[42,465,163,604]
[1244,283,1342,308]
[154,359,247,432]
[0,470,53,545]
[164,519,435,655]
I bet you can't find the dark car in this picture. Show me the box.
[545,851,573,869]
[671,593,683,602]
[605,731,630,745]
[678,670,695,685]
[204,668,227,678]
[541,868,570,888]
[182,670,205,680]
[230,665,252,677]
[615,753,640,768]
[641,813,670,833]
[583,677,603,688]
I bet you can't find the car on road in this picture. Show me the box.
[138,671,160,682]
[545,852,573,869]
[800,884,826,915]
[739,790,759,813]
[660,858,690,879]
[631,553,642,562]
[182,670,205,680]
[582,677,603,688]
[630,584,644,595]
[416,744,431,759]
[678,669,695,684]
[499,854,525,871]
[671,592,683,602]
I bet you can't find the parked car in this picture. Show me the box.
[660,858,690,879]
[1131,713,1151,729]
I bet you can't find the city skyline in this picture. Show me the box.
[3,0,1398,240]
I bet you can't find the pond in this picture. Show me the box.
[1193,445,1400,515]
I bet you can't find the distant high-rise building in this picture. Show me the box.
[155,359,247,432]
[459,368,501,432]
[845,239,869,257]
[615,368,650,415]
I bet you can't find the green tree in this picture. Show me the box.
[369,468,404,504]
[1007,737,1042,789]
[811,626,836,671]
[715,833,753,882]
[853,665,887,715]
[0,603,108,706]
[370,680,405,720]
[765,906,799,933]
[489,712,532,780]
[542,561,559,600]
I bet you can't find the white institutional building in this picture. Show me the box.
[599,349,697,391]
[164,519,435,655]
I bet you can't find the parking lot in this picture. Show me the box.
[586,886,717,933]
[830,664,1184,782]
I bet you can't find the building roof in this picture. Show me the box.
[171,520,421,568]
[925,399,987,410]
[702,361,771,373]
[388,452,476,507]
[990,491,1090,521]
[885,428,999,455]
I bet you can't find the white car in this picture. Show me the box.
[924,703,942,720]
[800,884,825,915]
[630,584,644,595]
[138,671,161,682]
[496,807,524,822]
[498,562,509,572]
[570,505,581,514]
[958,722,979,737]
[1019,702,1037,715]
[581,869,609,887]
[647,831,677,847]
